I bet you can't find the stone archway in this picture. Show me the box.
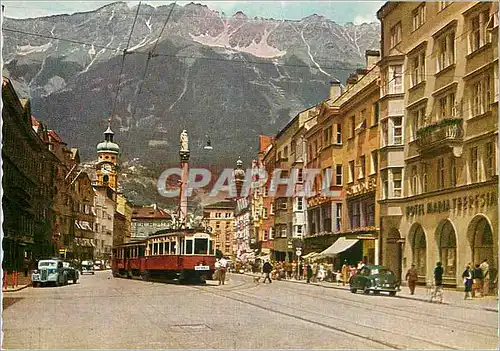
[386,228,402,281]
[468,215,495,267]
[409,223,426,277]
[436,220,457,280]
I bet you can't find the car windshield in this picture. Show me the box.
[371,268,393,275]
[39,261,56,267]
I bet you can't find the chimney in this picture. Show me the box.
[329,80,342,100]
[345,73,358,91]
[365,50,380,70]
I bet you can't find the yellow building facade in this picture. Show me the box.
[377,1,498,287]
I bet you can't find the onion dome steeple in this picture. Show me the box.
[97,118,120,155]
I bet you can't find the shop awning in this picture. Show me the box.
[318,237,359,257]
[302,252,319,259]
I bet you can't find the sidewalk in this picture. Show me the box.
[2,274,32,293]
[242,273,498,312]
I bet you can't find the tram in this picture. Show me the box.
[111,228,217,283]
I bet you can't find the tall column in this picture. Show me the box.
[179,130,190,228]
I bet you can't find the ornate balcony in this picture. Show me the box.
[416,118,464,157]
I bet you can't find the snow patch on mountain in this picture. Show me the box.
[189,26,286,59]
[17,43,53,56]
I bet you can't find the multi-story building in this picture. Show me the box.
[377,1,498,287]
[131,205,172,240]
[72,171,97,260]
[115,193,133,245]
[260,141,276,257]
[203,201,236,256]
[2,77,58,273]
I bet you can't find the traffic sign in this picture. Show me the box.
[296,248,302,256]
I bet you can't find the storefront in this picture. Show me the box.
[381,184,498,287]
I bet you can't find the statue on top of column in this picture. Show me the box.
[180,130,189,152]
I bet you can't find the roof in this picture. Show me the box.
[131,206,172,220]
[204,201,236,210]
[258,136,274,153]
[48,130,65,144]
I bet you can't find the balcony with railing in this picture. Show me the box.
[415,118,464,157]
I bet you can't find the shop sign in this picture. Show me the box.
[406,191,497,218]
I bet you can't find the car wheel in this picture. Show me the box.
[350,288,357,293]
[32,282,38,288]
[389,291,397,296]
[73,276,78,284]
[63,274,68,286]
[373,290,380,295]
[92,272,95,275]
[363,287,370,294]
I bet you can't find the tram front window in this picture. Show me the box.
[194,238,208,255]
[185,239,193,255]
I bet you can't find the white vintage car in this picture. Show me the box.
[31,259,78,287]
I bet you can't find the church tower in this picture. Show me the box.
[95,119,120,191]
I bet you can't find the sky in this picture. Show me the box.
[2,1,385,24]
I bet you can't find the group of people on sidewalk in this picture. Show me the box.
[404,259,494,300]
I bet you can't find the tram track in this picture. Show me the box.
[271,281,497,335]
[189,283,461,350]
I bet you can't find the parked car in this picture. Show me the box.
[32,259,68,287]
[62,262,80,284]
[349,265,400,296]
[81,260,95,275]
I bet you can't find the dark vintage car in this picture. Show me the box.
[63,262,80,284]
[349,265,400,296]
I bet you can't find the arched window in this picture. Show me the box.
[440,221,457,277]
[472,217,493,265]
[413,225,426,276]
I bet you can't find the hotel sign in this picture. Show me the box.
[406,191,497,218]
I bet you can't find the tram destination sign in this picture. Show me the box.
[406,191,497,218]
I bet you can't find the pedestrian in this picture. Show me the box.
[357,260,365,270]
[306,263,313,283]
[218,257,228,285]
[405,264,418,295]
[462,264,473,300]
[480,259,490,296]
[473,264,483,298]
[312,263,318,283]
[262,260,273,283]
[298,262,303,280]
[433,261,444,296]
[341,261,349,286]
[291,261,297,280]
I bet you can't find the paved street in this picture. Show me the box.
[3,272,498,349]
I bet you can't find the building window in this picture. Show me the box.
[411,106,426,140]
[381,120,389,146]
[390,22,402,48]
[393,169,402,198]
[263,230,268,241]
[392,117,403,145]
[296,225,303,236]
[263,207,268,218]
[225,212,231,218]
[422,164,428,192]
[436,31,455,72]
[370,151,378,175]
[389,65,403,94]
[336,123,342,144]
[438,1,452,11]
[411,51,426,87]
[270,203,275,215]
[412,4,426,31]
[350,202,361,229]
[437,92,456,120]
[269,227,274,240]
[323,126,332,145]
[348,161,355,183]
[297,197,303,211]
[263,186,269,197]
[470,75,491,117]
[284,146,288,159]
[485,142,496,180]
[335,203,342,232]
[280,227,287,238]
[437,158,445,189]
[470,146,479,183]
[350,116,355,138]
[450,157,457,187]
[358,155,366,179]
[411,165,418,195]
[335,164,343,185]
[469,10,491,53]
[382,170,389,199]
[372,102,379,125]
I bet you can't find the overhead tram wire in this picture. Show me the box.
[109,1,142,119]
[129,1,177,120]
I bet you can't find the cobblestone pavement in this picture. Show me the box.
[2,271,498,349]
